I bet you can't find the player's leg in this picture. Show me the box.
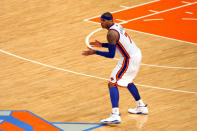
[108,64,121,115]
[100,65,121,124]
[108,82,119,115]
[127,83,148,114]
[120,50,148,114]
[100,82,121,124]
[127,82,143,106]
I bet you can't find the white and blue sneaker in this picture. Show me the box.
[100,113,121,124]
[128,104,148,115]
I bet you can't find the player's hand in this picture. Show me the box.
[90,40,102,47]
[82,47,95,56]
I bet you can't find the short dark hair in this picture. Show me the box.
[102,12,113,18]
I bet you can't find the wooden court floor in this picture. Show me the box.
[0,0,197,130]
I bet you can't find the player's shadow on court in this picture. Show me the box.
[128,114,148,129]
[102,115,148,129]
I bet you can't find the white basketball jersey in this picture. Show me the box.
[109,23,142,87]
[109,23,140,60]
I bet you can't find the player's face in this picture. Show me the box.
[101,18,108,28]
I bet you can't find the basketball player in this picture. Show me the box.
[82,12,148,124]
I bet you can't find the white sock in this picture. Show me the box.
[112,108,119,115]
[137,99,145,106]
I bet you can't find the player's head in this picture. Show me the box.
[100,12,113,29]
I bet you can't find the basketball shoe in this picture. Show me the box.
[128,104,148,114]
[100,113,121,124]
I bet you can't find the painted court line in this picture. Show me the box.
[149,10,159,13]
[119,2,197,24]
[114,57,197,70]
[182,1,192,4]
[85,28,197,70]
[120,5,130,9]
[52,122,104,131]
[185,11,193,14]
[0,49,107,81]
[139,63,197,70]
[84,0,160,22]
[143,18,164,21]
[126,28,197,46]
[182,18,197,20]
[0,49,196,94]
[0,115,33,131]
[0,110,62,131]
[116,19,125,21]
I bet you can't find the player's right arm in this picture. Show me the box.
[90,29,118,48]
[92,30,117,58]
[90,40,109,48]
[83,30,118,58]
[90,40,102,47]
